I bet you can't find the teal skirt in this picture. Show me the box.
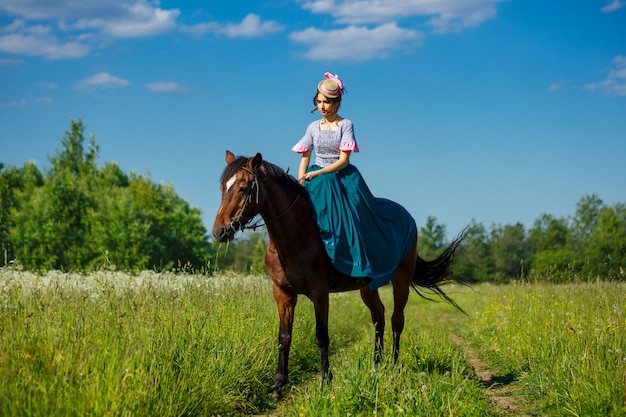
[305,164,416,290]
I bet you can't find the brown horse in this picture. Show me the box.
[212,151,466,396]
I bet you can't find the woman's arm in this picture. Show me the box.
[301,150,351,182]
[298,150,312,184]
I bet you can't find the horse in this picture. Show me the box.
[212,151,466,396]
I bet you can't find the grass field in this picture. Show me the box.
[1,269,624,416]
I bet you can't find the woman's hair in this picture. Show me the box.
[310,91,342,114]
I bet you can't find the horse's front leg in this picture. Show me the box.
[312,293,332,384]
[271,284,297,397]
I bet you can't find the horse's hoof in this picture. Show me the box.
[321,370,333,387]
[268,386,283,400]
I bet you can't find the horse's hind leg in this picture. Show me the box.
[391,277,410,363]
[391,238,417,363]
[360,288,385,366]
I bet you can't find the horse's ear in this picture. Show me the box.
[249,153,263,171]
[225,150,235,164]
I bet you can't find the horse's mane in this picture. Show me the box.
[221,155,308,198]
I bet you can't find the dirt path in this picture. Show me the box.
[449,332,535,416]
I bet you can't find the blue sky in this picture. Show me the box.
[1,0,625,239]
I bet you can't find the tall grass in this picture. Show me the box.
[279,290,495,417]
[0,270,495,416]
[0,270,288,416]
[455,280,626,416]
[2,269,625,416]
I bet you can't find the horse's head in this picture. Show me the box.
[212,150,265,242]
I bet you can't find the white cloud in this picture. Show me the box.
[0,19,26,33]
[601,0,625,13]
[0,31,90,59]
[145,81,189,93]
[73,3,179,38]
[74,72,131,92]
[291,0,501,61]
[0,0,118,20]
[301,0,503,33]
[0,0,180,59]
[290,23,422,61]
[181,13,284,38]
[179,21,220,37]
[584,55,626,96]
[223,13,284,38]
[0,0,175,23]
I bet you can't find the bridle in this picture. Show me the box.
[228,166,301,233]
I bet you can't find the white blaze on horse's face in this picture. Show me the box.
[218,173,239,216]
[226,174,237,192]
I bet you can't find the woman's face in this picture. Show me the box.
[316,93,338,117]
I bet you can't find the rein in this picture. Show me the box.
[230,167,301,233]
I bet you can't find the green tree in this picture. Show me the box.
[489,222,529,282]
[128,175,211,270]
[7,163,53,269]
[585,204,626,279]
[212,231,267,273]
[571,194,603,251]
[6,118,213,271]
[86,186,152,269]
[250,232,268,274]
[527,214,579,278]
[10,185,59,269]
[527,213,570,252]
[49,118,99,177]
[0,163,14,265]
[453,221,492,282]
[418,216,447,261]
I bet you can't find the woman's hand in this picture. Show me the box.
[299,171,318,183]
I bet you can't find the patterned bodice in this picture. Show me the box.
[292,119,359,167]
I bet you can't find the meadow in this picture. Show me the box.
[0,268,624,416]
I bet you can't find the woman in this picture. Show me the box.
[292,72,416,290]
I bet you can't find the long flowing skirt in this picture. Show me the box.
[305,164,416,290]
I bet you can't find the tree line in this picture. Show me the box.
[2,119,624,281]
[1,120,212,271]
[420,195,626,283]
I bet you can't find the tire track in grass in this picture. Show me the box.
[449,331,534,417]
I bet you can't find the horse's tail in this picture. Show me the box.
[411,227,469,315]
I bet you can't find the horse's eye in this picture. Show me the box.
[239,186,249,194]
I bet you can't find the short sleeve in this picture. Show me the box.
[291,143,309,153]
[339,141,359,152]
[339,119,359,153]
[292,121,316,153]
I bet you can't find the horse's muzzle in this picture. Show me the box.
[212,225,235,242]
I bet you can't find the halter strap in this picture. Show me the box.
[229,166,300,233]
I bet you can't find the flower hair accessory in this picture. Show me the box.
[317,72,346,98]
[324,72,344,92]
